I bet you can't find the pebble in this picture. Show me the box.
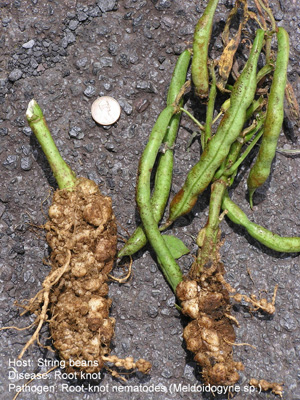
[161,368,173,379]
[69,126,84,139]
[20,157,32,171]
[135,98,150,113]
[22,39,35,49]
[12,242,25,255]
[77,11,88,22]
[84,143,94,153]
[8,69,23,82]
[83,85,96,98]
[22,127,32,136]
[0,204,5,218]
[104,142,115,152]
[155,0,172,10]
[108,42,118,56]
[3,155,18,170]
[99,57,113,68]
[68,20,79,31]
[97,0,117,13]
[118,53,129,68]
[0,128,8,136]
[119,99,133,115]
[88,6,101,17]
[75,57,88,69]
[147,305,158,318]
[280,311,298,331]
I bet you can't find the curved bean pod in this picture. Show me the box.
[222,192,300,253]
[136,105,183,292]
[118,50,191,258]
[247,27,289,207]
[167,29,265,225]
[192,0,219,97]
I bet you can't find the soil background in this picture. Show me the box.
[0,0,300,399]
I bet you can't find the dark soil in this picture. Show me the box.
[1,1,300,399]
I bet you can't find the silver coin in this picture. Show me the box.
[91,96,121,125]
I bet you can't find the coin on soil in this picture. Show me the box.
[91,96,121,125]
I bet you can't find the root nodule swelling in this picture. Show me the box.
[21,178,151,375]
[176,260,244,386]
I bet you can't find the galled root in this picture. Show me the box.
[249,378,284,398]
[176,260,244,386]
[233,284,278,315]
[18,178,151,375]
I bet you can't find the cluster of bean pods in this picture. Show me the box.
[119,0,298,393]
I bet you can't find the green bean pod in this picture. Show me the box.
[222,192,300,253]
[167,29,265,225]
[136,104,183,292]
[191,0,219,97]
[247,28,289,207]
[118,50,191,258]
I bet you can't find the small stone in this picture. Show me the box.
[65,31,76,44]
[8,69,23,82]
[77,10,88,22]
[143,28,152,40]
[136,81,148,91]
[22,127,32,136]
[104,142,115,152]
[22,39,35,49]
[20,157,32,171]
[12,242,25,255]
[132,14,143,28]
[69,20,79,30]
[2,17,11,27]
[161,368,173,379]
[84,143,94,153]
[103,81,111,91]
[147,305,158,318]
[97,0,116,12]
[118,53,129,68]
[37,64,45,72]
[69,126,84,140]
[88,6,101,17]
[280,312,298,331]
[0,128,8,136]
[99,57,113,68]
[3,155,18,170]
[0,203,5,218]
[108,42,118,56]
[84,85,96,98]
[119,99,133,115]
[155,0,171,10]
[135,98,149,113]
[274,11,284,21]
[75,57,88,69]
[30,58,38,69]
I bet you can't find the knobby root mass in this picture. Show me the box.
[19,178,151,375]
[176,259,244,386]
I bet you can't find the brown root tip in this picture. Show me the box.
[135,359,152,374]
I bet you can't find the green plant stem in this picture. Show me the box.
[190,179,227,278]
[224,128,264,177]
[26,99,77,190]
[179,107,205,131]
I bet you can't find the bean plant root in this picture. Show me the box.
[16,178,151,375]
[176,252,244,386]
